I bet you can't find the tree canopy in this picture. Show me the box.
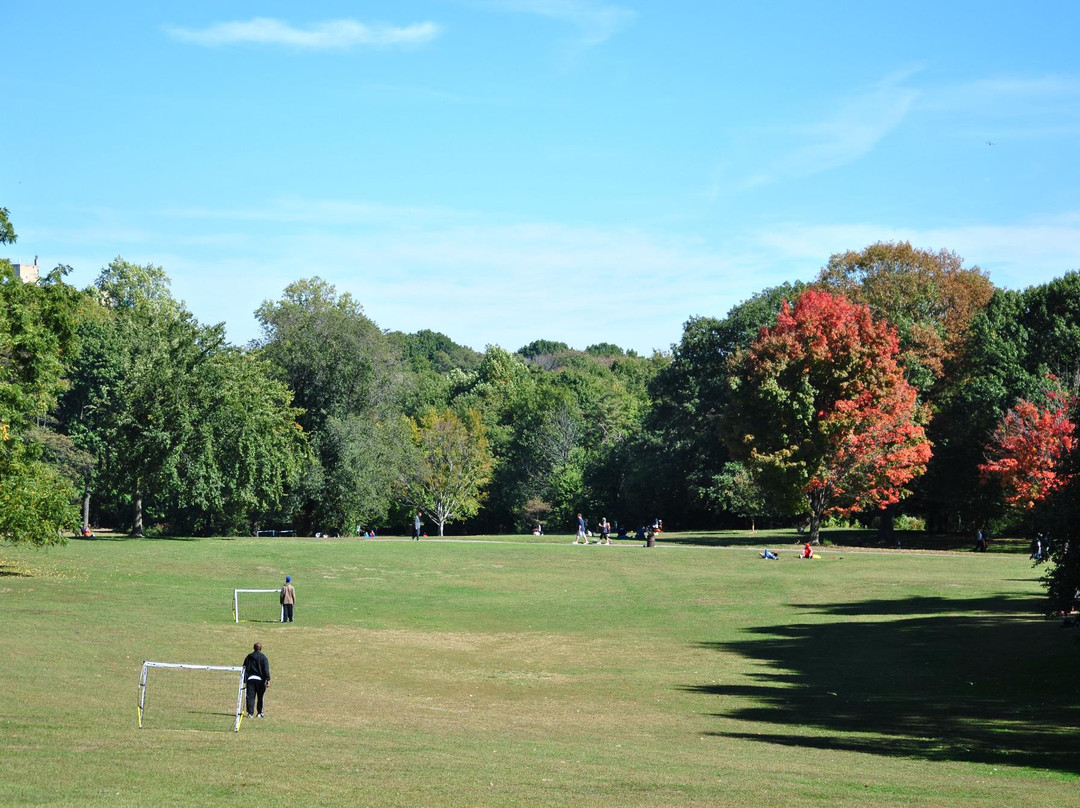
[725,290,932,544]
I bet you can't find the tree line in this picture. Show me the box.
[2,206,1078,610]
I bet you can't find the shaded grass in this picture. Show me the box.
[0,534,1076,807]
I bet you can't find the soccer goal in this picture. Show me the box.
[233,588,283,623]
[137,661,246,732]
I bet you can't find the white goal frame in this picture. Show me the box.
[137,661,246,732]
[233,588,283,623]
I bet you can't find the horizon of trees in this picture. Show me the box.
[3,213,1080,610]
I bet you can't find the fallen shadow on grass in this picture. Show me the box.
[789,594,1046,617]
[72,534,202,542]
[687,595,1080,774]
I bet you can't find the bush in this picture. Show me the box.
[894,514,926,531]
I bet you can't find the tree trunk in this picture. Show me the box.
[132,486,144,537]
[750,516,756,533]
[82,486,91,530]
[808,487,828,545]
[877,505,895,545]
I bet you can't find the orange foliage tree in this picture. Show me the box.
[979,392,1076,509]
[816,241,994,388]
[725,290,932,544]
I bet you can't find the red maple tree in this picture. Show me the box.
[726,290,932,543]
[979,391,1076,509]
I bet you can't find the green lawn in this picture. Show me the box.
[1,532,1076,807]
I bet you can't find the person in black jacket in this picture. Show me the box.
[243,642,271,718]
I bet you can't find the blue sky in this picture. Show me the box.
[4,1,1080,354]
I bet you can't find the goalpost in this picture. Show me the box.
[137,661,246,732]
[233,588,283,623]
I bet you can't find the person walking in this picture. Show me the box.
[280,575,295,623]
[242,642,271,718]
[414,511,423,540]
[599,517,611,545]
[574,513,588,544]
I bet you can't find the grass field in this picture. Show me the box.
[1,531,1077,807]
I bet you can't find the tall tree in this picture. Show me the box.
[399,408,494,536]
[0,210,83,547]
[725,290,932,544]
[255,278,404,532]
[0,259,82,546]
[62,259,307,534]
[635,283,803,527]
[816,241,994,389]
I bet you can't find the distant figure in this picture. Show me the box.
[975,529,986,552]
[532,524,543,536]
[242,642,271,719]
[801,543,814,559]
[761,548,778,560]
[599,517,611,545]
[635,526,646,540]
[414,511,423,540]
[280,576,295,623]
[574,513,588,544]
[1031,535,1044,561]
[616,525,629,539]
[81,525,93,538]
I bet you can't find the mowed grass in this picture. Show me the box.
[0,532,1077,808]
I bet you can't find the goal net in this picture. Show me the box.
[137,661,246,732]
[233,589,283,623]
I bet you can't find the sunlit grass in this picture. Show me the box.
[0,532,1075,807]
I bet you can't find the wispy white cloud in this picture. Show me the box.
[732,71,921,191]
[163,17,441,50]
[46,199,758,353]
[40,199,1080,354]
[479,0,635,47]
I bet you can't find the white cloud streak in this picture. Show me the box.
[736,73,920,190]
[481,0,635,47]
[38,200,1080,354]
[163,18,441,50]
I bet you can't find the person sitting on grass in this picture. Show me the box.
[801,542,814,559]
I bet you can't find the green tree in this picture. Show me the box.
[0,210,83,548]
[399,408,494,536]
[255,278,404,532]
[171,348,308,534]
[633,283,803,527]
[925,274,1080,531]
[710,461,771,532]
[517,339,570,359]
[0,207,16,245]
[61,260,307,535]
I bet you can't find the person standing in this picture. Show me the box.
[242,642,271,718]
[574,513,588,544]
[280,575,295,623]
[414,511,423,540]
[599,517,611,545]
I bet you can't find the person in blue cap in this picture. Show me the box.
[280,576,296,623]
